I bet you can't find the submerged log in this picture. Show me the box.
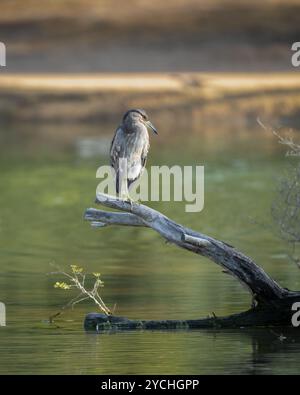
[84,193,300,331]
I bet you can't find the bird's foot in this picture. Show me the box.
[126,196,134,211]
[118,193,141,211]
[118,194,134,210]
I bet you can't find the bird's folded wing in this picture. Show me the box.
[110,127,124,168]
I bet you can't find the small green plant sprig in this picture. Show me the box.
[50,264,111,320]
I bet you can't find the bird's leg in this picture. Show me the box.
[120,191,130,201]
[119,181,134,210]
[122,193,134,211]
[116,191,133,210]
[127,197,134,212]
[118,159,130,203]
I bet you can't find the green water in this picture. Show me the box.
[0,122,300,375]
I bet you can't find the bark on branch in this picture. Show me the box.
[83,193,300,331]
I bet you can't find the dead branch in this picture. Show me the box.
[84,193,300,331]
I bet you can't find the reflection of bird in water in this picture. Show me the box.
[110,109,157,199]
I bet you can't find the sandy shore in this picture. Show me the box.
[0,72,300,128]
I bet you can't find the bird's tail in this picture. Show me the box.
[115,165,129,197]
[127,178,135,190]
[115,170,129,196]
[115,170,120,194]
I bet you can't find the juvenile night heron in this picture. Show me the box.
[110,109,157,199]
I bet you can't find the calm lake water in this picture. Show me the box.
[0,120,300,374]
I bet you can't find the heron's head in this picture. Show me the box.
[122,109,158,135]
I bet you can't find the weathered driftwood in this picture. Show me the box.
[84,193,300,331]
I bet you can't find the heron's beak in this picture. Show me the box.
[145,120,158,135]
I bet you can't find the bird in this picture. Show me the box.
[110,109,158,199]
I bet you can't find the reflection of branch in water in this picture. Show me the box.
[244,328,300,375]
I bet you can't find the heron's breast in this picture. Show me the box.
[125,131,149,158]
